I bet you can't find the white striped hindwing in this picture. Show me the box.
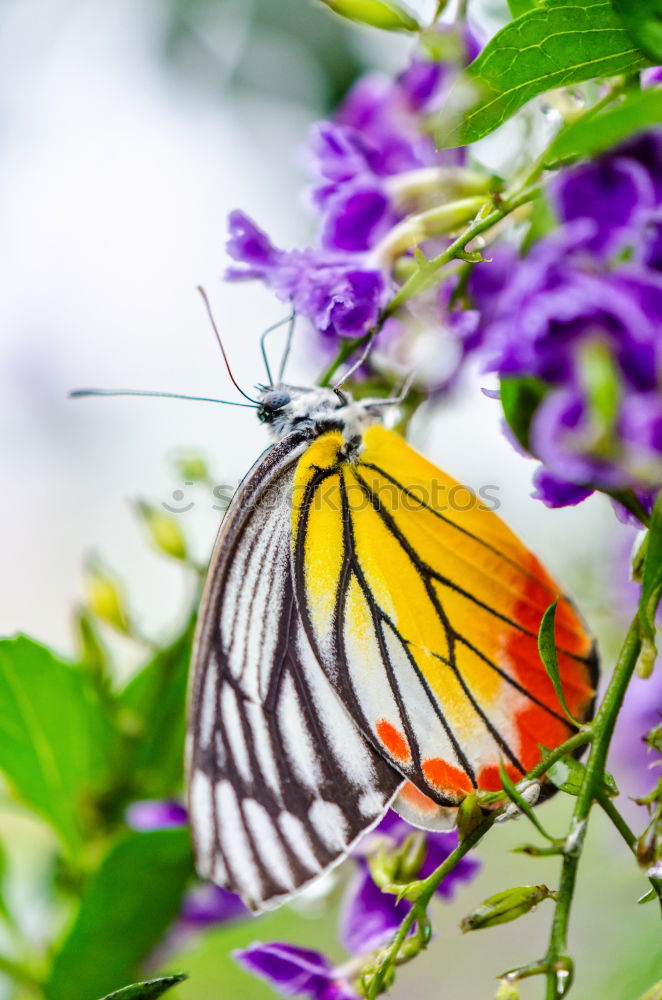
[186,432,403,911]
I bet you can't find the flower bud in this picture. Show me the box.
[460,884,554,932]
[636,813,662,875]
[319,0,420,32]
[637,635,657,679]
[495,978,520,1000]
[172,454,210,483]
[457,794,484,840]
[84,560,131,634]
[137,501,188,561]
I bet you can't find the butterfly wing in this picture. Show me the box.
[187,432,403,911]
[292,425,598,825]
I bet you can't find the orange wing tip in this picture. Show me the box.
[393,781,458,832]
[375,719,412,764]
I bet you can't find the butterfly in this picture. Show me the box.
[185,380,599,913]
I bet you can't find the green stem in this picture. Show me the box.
[598,794,662,904]
[544,616,643,1000]
[318,333,373,388]
[363,728,592,999]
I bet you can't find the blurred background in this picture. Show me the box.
[0,0,659,997]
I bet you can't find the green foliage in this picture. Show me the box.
[508,0,538,17]
[0,636,114,856]
[612,0,662,63]
[98,976,187,1000]
[46,829,193,1000]
[318,0,420,31]
[438,0,649,148]
[546,87,662,165]
[118,617,195,798]
[544,752,618,797]
[538,602,581,727]
[499,376,548,452]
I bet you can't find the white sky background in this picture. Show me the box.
[0,0,624,665]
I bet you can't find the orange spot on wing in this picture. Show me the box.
[477,763,521,792]
[398,781,441,814]
[422,758,473,795]
[376,720,411,764]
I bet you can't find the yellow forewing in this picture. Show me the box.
[292,424,597,809]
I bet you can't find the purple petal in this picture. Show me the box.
[179,883,246,930]
[531,468,593,508]
[320,186,392,253]
[235,943,357,1000]
[341,865,408,954]
[226,210,283,274]
[553,156,656,257]
[125,800,187,832]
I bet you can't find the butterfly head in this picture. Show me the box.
[256,384,376,441]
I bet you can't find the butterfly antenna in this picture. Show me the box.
[69,388,257,407]
[259,313,294,386]
[277,311,296,383]
[333,331,376,391]
[197,286,259,404]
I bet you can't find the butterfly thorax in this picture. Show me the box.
[256,384,379,445]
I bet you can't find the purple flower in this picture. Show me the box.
[467,214,662,503]
[125,799,188,831]
[306,28,479,253]
[611,669,662,809]
[179,883,246,930]
[553,156,656,258]
[235,943,358,1000]
[226,211,386,338]
[342,810,479,954]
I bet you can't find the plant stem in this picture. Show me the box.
[598,794,662,904]
[543,616,643,1000]
[363,728,592,999]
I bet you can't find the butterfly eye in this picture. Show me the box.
[258,390,291,423]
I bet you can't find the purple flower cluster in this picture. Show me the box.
[236,811,478,1000]
[126,802,479,1000]
[225,27,479,349]
[468,132,662,509]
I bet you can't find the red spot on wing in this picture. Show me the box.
[515,704,570,773]
[501,551,596,772]
[376,719,411,764]
[422,757,473,795]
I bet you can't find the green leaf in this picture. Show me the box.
[538,602,580,727]
[0,636,114,855]
[639,490,662,657]
[500,376,548,453]
[438,0,650,148]
[46,829,193,1000]
[118,618,195,797]
[612,0,662,63]
[508,0,538,16]
[97,976,187,1000]
[318,0,420,31]
[544,752,618,796]
[546,87,662,165]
